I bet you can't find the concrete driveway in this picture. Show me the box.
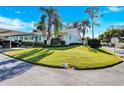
[0,47,124,86]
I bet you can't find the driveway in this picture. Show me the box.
[0,47,124,86]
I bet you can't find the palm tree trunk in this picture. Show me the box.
[92,17,94,39]
[47,22,52,45]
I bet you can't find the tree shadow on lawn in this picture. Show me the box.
[15,48,54,62]
[0,58,33,82]
[90,48,113,55]
[15,48,45,59]
[26,50,54,62]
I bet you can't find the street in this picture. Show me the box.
[0,47,124,86]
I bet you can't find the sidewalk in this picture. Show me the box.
[103,47,124,59]
[0,48,24,53]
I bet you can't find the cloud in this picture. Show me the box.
[102,6,124,14]
[108,6,124,12]
[16,11,26,14]
[101,10,110,14]
[0,16,35,32]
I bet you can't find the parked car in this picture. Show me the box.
[0,39,21,48]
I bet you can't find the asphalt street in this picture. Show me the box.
[0,47,124,86]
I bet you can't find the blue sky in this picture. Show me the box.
[0,6,124,37]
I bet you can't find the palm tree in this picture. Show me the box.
[53,16,63,38]
[35,14,47,45]
[72,19,90,44]
[37,15,47,36]
[81,20,90,38]
[40,7,60,44]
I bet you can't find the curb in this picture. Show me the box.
[1,52,123,70]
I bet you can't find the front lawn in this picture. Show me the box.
[3,45,122,69]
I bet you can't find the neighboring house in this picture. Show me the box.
[0,29,47,43]
[0,28,82,45]
[116,37,124,48]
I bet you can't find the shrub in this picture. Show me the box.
[60,41,65,45]
[69,43,82,46]
[21,42,33,47]
[88,38,101,48]
[34,42,43,47]
[21,42,43,47]
[51,38,60,45]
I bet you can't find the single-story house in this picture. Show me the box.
[0,28,82,46]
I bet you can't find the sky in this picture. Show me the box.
[0,6,124,37]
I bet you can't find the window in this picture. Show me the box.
[69,35,71,40]
[21,37,23,40]
[30,36,33,40]
[39,36,41,41]
[25,37,28,40]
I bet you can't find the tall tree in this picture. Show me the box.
[40,7,62,44]
[81,20,90,38]
[36,15,47,35]
[53,16,63,38]
[40,7,54,38]
[72,19,90,44]
[85,7,102,38]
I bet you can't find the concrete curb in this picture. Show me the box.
[1,52,123,70]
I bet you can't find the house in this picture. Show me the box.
[0,28,82,46]
[116,37,124,48]
[0,29,47,43]
[61,28,82,45]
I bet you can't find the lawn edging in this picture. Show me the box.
[74,60,123,70]
[2,52,123,70]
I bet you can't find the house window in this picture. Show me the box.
[69,35,71,40]
[21,37,23,40]
[30,36,33,40]
[25,37,28,40]
[39,36,41,41]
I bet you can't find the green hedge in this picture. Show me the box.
[21,42,43,47]
[69,43,82,46]
[51,38,60,45]
[88,38,101,48]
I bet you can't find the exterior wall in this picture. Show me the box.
[1,29,82,45]
[7,35,47,43]
[63,29,82,45]
[116,43,124,48]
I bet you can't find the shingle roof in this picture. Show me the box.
[0,28,29,36]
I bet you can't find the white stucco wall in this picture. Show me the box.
[63,29,82,45]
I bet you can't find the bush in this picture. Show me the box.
[43,45,68,48]
[51,38,60,45]
[21,42,33,47]
[60,41,65,45]
[69,43,82,46]
[21,42,43,47]
[34,42,44,47]
[88,38,101,48]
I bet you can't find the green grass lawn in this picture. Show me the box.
[4,45,122,69]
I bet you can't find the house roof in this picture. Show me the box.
[0,28,29,36]
[0,28,81,38]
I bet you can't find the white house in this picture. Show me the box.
[61,28,82,45]
[0,28,82,45]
